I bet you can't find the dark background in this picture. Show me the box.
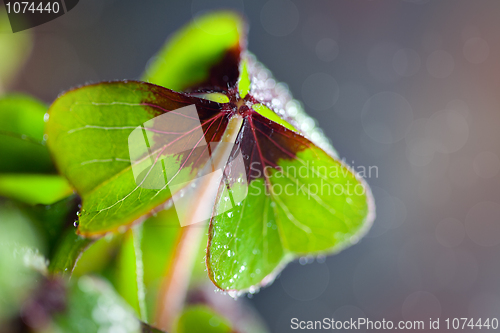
[4,0,500,331]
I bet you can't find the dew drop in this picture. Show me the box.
[73,221,79,227]
[227,212,233,218]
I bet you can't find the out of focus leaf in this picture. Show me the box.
[0,202,45,320]
[48,228,93,276]
[185,285,270,333]
[114,227,147,321]
[0,174,73,205]
[20,194,80,257]
[52,276,142,333]
[141,322,167,333]
[110,208,181,324]
[143,11,245,92]
[0,94,54,173]
[72,234,122,277]
[0,94,73,206]
[173,305,233,333]
[0,10,32,90]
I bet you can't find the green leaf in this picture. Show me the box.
[0,202,45,320]
[0,10,32,90]
[0,174,72,205]
[20,194,80,257]
[0,94,54,173]
[173,305,233,333]
[114,226,148,321]
[237,58,250,98]
[142,11,245,92]
[252,103,296,132]
[206,113,374,291]
[49,228,93,276]
[46,81,231,237]
[52,276,142,333]
[44,13,374,298]
[109,208,186,324]
[72,234,123,277]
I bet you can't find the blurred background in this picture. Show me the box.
[2,0,500,331]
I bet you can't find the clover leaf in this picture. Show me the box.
[45,11,374,295]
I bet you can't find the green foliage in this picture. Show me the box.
[46,82,229,237]
[208,147,371,290]
[45,10,373,294]
[0,94,72,206]
[0,9,374,333]
[0,94,54,173]
[52,276,142,333]
[0,174,72,205]
[0,203,45,320]
[173,305,233,333]
[48,228,92,276]
[237,59,251,98]
[143,11,245,91]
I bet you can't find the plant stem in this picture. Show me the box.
[154,223,206,331]
[154,115,244,331]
